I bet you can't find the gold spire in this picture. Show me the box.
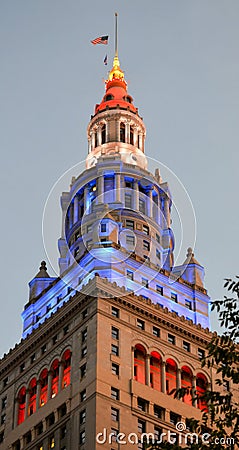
[107,13,125,82]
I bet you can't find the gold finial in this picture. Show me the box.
[108,12,125,82]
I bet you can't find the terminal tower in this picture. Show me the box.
[0,39,214,450]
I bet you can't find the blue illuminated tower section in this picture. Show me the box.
[22,52,210,338]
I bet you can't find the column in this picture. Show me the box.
[91,131,95,150]
[164,196,170,228]
[88,137,91,154]
[14,398,19,428]
[31,428,35,440]
[42,418,47,432]
[138,132,143,150]
[24,389,30,420]
[133,180,139,210]
[147,189,153,218]
[73,196,78,224]
[54,409,58,422]
[36,381,41,411]
[115,173,121,202]
[116,119,120,142]
[192,376,197,407]
[161,361,166,393]
[176,368,181,391]
[97,126,102,146]
[84,185,89,213]
[66,399,71,414]
[58,362,64,393]
[125,120,130,143]
[20,436,24,450]
[145,354,151,386]
[47,371,53,401]
[105,119,109,143]
[97,175,104,203]
[133,127,138,146]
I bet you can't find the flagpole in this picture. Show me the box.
[115,12,118,57]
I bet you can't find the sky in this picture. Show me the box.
[0,0,238,358]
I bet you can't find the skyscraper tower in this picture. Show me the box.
[0,22,214,450]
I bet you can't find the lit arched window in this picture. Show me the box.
[166,359,177,395]
[39,368,48,407]
[18,386,26,425]
[62,349,71,388]
[28,378,37,416]
[150,351,161,391]
[181,366,193,405]
[51,360,59,398]
[134,344,146,384]
[120,123,125,142]
[102,124,106,144]
[196,373,208,411]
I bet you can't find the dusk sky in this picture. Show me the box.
[0,0,238,357]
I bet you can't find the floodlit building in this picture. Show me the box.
[0,44,222,450]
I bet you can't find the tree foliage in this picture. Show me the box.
[143,277,239,449]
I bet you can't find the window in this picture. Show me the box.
[82,328,87,342]
[170,412,180,425]
[74,247,80,257]
[198,348,205,360]
[36,422,43,436]
[142,277,149,288]
[125,193,132,208]
[153,326,160,337]
[3,377,8,388]
[154,405,164,419]
[30,353,36,364]
[111,344,119,356]
[137,398,148,412]
[80,390,86,402]
[24,431,32,444]
[101,222,107,232]
[60,425,67,439]
[81,364,87,379]
[1,414,6,425]
[183,341,190,352]
[156,285,163,295]
[1,397,7,410]
[82,309,88,319]
[0,433,4,444]
[185,299,192,310]
[154,427,162,440]
[110,428,119,443]
[52,335,57,345]
[20,362,25,373]
[47,413,55,427]
[79,430,86,444]
[125,179,133,188]
[126,270,134,280]
[139,198,145,214]
[80,409,86,424]
[126,219,134,230]
[223,380,230,392]
[111,407,119,422]
[112,363,119,376]
[156,233,160,244]
[168,334,175,345]
[112,327,119,340]
[41,344,47,355]
[112,306,119,318]
[138,419,146,433]
[156,249,161,260]
[143,240,150,251]
[63,325,69,335]
[81,347,87,358]
[126,235,135,246]
[111,387,119,400]
[171,293,178,302]
[142,225,149,235]
[49,436,55,448]
[137,318,145,330]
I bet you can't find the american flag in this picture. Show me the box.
[91,35,109,45]
[104,54,108,65]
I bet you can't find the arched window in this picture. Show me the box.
[95,131,98,148]
[134,344,146,384]
[102,124,106,144]
[51,360,59,398]
[62,349,71,388]
[181,366,193,405]
[28,378,37,416]
[150,351,161,391]
[196,373,208,411]
[39,368,48,407]
[18,387,26,425]
[120,123,125,142]
[166,359,177,395]
[130,126,134,145]
[105,94,113,101]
